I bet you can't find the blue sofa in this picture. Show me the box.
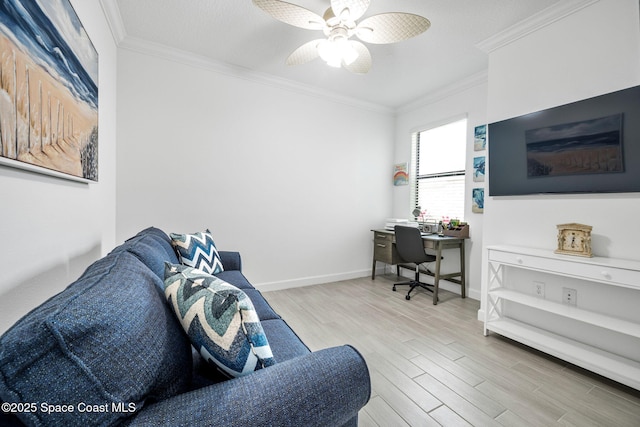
[0,227,371,426]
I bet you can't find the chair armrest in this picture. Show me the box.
[218,251,241,271]
[127,345,371,427]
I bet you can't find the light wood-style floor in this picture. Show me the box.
[263,275,640,426]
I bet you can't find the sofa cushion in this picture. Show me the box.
[218,251,242,271]
[164,264,276,378]
[170,230,224,275]
[243,289,281,321]
[0,252,193,427]
[261,319,311,362]
[125,231,180,281]
[215,270,254,290]
[126,226,175,245]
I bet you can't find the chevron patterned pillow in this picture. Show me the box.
[170,229,224,275]
[163,263,276,378]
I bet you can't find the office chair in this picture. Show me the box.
[392,225,438,301]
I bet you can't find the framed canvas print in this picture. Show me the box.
[393,162,408,186]
[0,0,98,182]
[472,188,484,213]
[474,124,486,151]
[473,156,485,182]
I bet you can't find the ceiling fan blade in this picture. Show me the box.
[330,0,370,21]
[286,39,322,65]
[343,41,371,74]
[253,0,325,30]
[356,13,431,44]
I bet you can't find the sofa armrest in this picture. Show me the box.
[218,251,241,271]
[127,345,370,427]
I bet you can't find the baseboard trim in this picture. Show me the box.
[257,268,481,302]
[255,269,376,292]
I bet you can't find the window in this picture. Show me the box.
[410,118,467,223]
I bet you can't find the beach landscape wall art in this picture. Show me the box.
[526,114,623,179]
[0,0,98,181]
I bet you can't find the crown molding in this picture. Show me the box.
[118,36,393,115]
[397,70,488,114]
[476,0,600,53]
[99,0,127,44]
[99,0,392,115]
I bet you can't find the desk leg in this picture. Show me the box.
[460,240,466,298]
[433,242,442,305]
[372,259,376,280]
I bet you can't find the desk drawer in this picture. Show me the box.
[374,232,393,241]
[374,233,400,264]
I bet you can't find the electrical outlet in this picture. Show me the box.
[563,287,577,306]
[533,281,545,298]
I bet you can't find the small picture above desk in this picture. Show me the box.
[371,229,466,304]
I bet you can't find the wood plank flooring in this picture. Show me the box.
[262,275,640,426]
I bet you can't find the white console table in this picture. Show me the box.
[484,244,640,390]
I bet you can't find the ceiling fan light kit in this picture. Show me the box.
[318,37,358,67]
[253,0,430,73]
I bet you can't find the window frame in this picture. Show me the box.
[410,117,467,223]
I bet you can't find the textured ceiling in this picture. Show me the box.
[106,0,565,109]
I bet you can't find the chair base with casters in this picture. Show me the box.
[392,225,441,302]
[393,262,437,300]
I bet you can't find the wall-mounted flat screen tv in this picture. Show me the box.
[488,85,640,196]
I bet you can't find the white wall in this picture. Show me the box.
[481,0,640,314]
[0,0,117,333]
[393,77,488,300]
[116,48,395,289]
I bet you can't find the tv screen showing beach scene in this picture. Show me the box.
[489,85,640,196]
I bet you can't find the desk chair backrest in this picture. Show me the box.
[394,226,431,264]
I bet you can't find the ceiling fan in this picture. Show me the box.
[252,0,431,74]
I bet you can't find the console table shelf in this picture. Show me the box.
[484,245,640,390]
[487,318,640,390]
[489,288,640,338]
